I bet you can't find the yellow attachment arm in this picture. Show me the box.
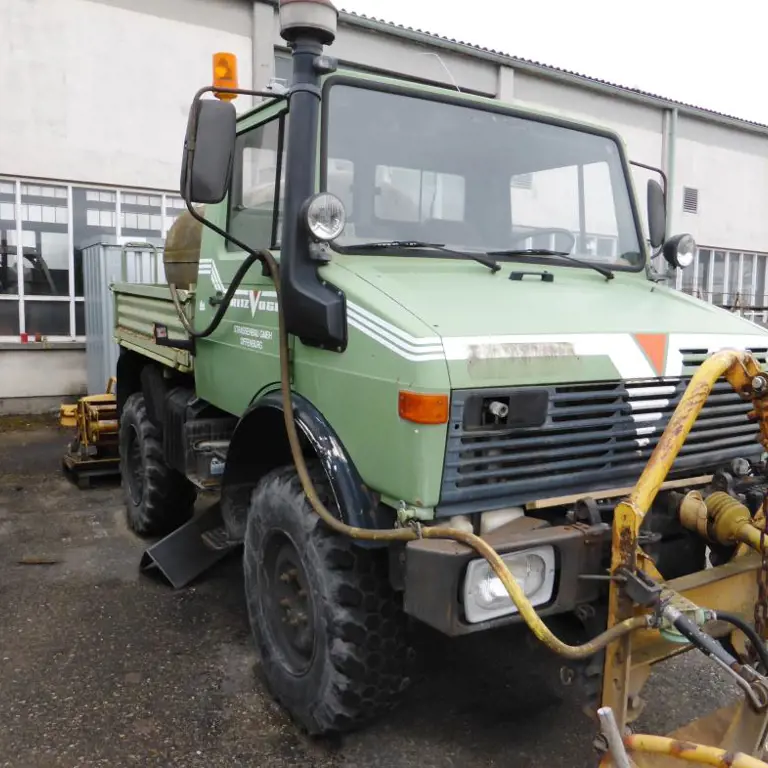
[624,733,768,767]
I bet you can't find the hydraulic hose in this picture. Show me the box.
[716,611,768,673]
[238,247,650,661]
[170,251,263,339]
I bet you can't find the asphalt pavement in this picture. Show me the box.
[0,421,741,767]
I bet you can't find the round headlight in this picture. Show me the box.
[304,193,346,242]
[663,233,696,269]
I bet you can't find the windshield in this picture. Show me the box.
[322,82,644,270]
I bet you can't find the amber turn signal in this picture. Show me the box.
[212,52,238,100]
[398,391,449,425]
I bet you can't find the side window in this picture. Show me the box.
[374,166,465,223]
[228,114,288,252]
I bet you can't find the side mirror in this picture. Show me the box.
[180,99,237,205]
[663,233,696,269]
[647,179,666,249]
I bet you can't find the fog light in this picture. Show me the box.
[463,546,556,624]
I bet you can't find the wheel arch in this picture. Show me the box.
[221,389,391,546]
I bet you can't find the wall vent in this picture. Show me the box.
[683,186,699,214]
[511,173,533,190]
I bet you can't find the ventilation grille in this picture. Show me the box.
[439,377,761,515]
[511,173,533,190]
[681,347,768,374]
[683,187,699,214]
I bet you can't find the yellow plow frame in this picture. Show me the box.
[596,349,768,767]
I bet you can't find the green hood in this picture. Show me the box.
[340,255,768,388]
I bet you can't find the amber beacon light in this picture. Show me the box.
[212,52,238,100]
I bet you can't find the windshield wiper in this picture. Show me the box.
[487,248,614,281]
[351,240,501,273]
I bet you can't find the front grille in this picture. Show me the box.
[439,374,763,516]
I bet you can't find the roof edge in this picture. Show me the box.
[260,0,768,136]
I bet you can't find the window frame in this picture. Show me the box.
[319,74,648,273]
[226,101,290,254]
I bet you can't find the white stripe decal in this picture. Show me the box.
[347,309,443,357]
[347,302,441,346]
[195,259,768,373]
[347,317,446,362]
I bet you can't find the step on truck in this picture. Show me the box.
[111,0,768,762]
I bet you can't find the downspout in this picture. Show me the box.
[666,107,678,237]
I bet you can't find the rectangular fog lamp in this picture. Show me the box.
[462,545,556,624]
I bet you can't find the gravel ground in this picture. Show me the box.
[0,422,743,767]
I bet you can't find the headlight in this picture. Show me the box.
[462,545,556,624]
[663,233,696,269]
[303,192,346,242]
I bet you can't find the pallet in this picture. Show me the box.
[61,452,121,490]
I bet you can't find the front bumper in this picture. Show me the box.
[402,517,610,636]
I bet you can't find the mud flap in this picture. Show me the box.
[139,502,240,589]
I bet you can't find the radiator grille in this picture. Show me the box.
[439,366,764,515]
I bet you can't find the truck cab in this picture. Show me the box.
[111,0,768,738]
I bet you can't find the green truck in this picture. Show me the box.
[111,0,768,738]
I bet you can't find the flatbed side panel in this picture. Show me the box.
[112,284,194,373]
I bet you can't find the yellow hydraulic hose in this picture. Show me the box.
[624,733,768,767]
[243,249,648,660]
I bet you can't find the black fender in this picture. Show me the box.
[221,390,391,548]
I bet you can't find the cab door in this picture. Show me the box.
[193,100,291,416]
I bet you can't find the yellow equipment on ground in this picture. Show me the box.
[60,377,120,488]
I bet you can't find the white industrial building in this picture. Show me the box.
[1,0,767,412]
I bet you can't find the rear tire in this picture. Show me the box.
[244,463,412,735]
[119,391,196,537]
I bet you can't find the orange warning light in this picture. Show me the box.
[212,52,238,100]
[398,391,449,425]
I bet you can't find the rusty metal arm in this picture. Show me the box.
[626,349,765,525]
[602,348,768,730]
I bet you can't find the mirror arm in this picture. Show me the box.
[631,160,668,200]
[181,84,290,270]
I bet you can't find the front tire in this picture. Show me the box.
[119,391,196,537]
[244,464,412,735]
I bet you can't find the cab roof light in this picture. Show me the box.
[398,391,449,425]
[212,52,238,100]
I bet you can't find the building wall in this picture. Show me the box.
[0,0,253,191]
[675,116,768,253]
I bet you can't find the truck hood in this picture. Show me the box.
[340,257,768,387]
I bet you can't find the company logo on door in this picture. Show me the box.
[230,290,278,317]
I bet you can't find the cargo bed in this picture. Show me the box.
[112,283,194,373]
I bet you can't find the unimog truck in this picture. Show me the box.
[111,0,768,752]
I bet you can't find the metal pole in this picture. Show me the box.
[598,707,631,768]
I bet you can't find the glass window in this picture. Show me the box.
[727,252,741,304]
[698,249,711,301]
[743,254,755,308]
[0,182,18,295]
[229,114,288,251]
[164,195,186,235]
[120,190,162,240]
[373,166,465,223]
[73,187,117,297]
[0,300,19,335]
[274,54,292,86]
[757,255,767,307]
[712,251,726,306]
[20,183,69,296]
[324,84,643,271]
[24,300,70,336]
[75,302,85,336]
[681,250,696,295]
